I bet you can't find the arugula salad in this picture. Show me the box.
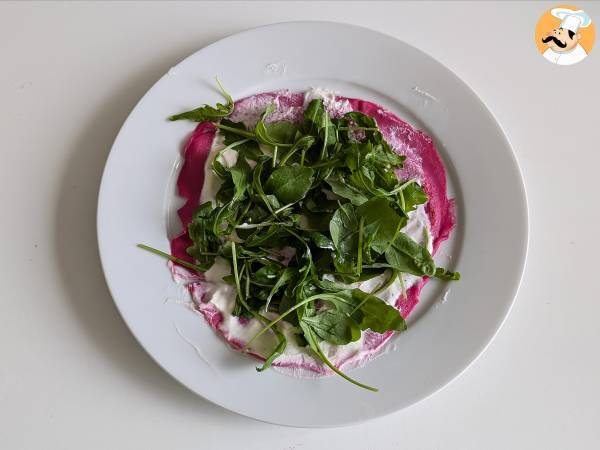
[140,80,459,391]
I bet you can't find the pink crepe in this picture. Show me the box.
[169,91,455,375]
[170,122,216,264]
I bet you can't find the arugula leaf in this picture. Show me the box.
[356,197,405,254]
[308,231,334,250]
[303,190,338,213]
[265,267,295,310]
[384,232,436,277]
[434,267,461,281]
[348,289,406,333]
[264,121,299,146]
[229,155,251,202]
[265,166,315,204]
[325,175,368,206]
[348,166,378,197]
[244,224,288,248]
[301,210,333,232]
[186,202,219,269]
[169,78,234,122]
[256,327,287,372]
[264,194,282,212]
[253,263,280,285]
[303,99,336,147]
[210,202,237,237]
[254,103,296,148]
[251,157,277,215]
[365,143,405,170]
[303,282,406,335]
[342,143,373,171]
[329,203,359,273]
[329,203,358,249]
[279,135,316,165]
[301,310,361,345]
[398,181,428,213]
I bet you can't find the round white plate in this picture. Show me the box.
[98,22,528,427]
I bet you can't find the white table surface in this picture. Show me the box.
[1,1,599,448]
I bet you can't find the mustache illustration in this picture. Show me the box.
[542,35,567,48]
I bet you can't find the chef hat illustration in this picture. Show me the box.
[551,8,592,33]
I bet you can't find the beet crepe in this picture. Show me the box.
[159,89,456,383]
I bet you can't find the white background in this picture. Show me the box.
[1,1,599,449]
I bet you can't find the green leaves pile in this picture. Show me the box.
[144,81,460,391]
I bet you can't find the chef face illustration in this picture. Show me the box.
[542,26,581,52]
[538,7,593,65]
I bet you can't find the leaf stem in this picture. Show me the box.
[214,123,256,139]
[398,272,407,300]
[349,290,380,315]
[356,217,364,276]
[320,121,329,161]
[214,76,234,109]
[244,261,251,299]
[390,179,416,196]
[231,242,244,304]
[236,221,293,229]
[252,159,278,218]
[338,126,379,131]
[273,201,298,216]
[279,141,304,165]
[137,244,204,272]
[305,326,377,392]
[211,138,251,177]
[307,158,340,169]
[214,138,250,162]
[234,201,253,227]
[371,269,399,296]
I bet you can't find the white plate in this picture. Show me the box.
[97,22,528,427]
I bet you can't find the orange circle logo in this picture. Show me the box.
[535,5,595,65]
